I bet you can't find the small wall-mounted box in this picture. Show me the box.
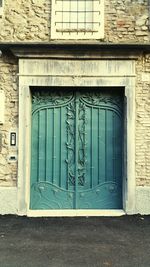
[8,155,18,162]
[10,132,17,146]
[9,129,18,148]
[0,90,5,124]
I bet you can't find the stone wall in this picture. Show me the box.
[136,54,150,186]
[0,54,18,186]
[0,0,149,42]
[0,0,50,41]
[105,0,150,42]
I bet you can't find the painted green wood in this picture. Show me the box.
[30,89,123,210]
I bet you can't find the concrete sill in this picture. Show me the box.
[27,210,126,217]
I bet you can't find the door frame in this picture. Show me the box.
[17,59,136,216]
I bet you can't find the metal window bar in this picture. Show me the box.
[55,0,101,33]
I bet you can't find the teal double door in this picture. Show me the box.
[30,88,123,210]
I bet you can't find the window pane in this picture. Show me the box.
[51,0,104,39]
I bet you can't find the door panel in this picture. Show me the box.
[30,89,123,210]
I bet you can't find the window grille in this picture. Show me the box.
[51,0,104,39]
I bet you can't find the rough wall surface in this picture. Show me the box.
[0,55,18,186]
[105,0,150,42]
[0,0,51,41]
[136,54,150,186]
[0,0,149,42]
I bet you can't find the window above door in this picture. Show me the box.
[51,0,104,39]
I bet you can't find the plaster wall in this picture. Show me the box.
[136,186,150,215]
[0,187,17,214]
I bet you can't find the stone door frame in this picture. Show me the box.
[18,58,136,216]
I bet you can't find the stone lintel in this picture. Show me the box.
[0,42,150,59]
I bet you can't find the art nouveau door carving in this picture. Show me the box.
[30,89,123,209]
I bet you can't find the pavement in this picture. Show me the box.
[0,215,150,267]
